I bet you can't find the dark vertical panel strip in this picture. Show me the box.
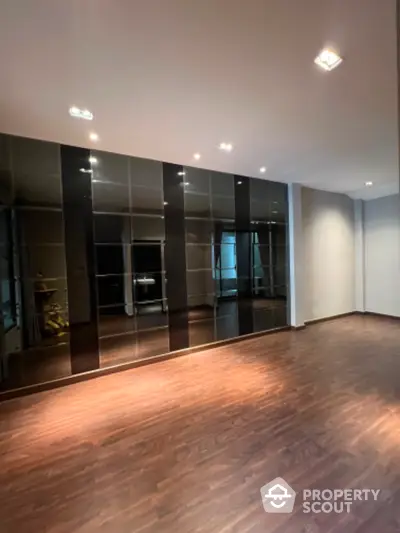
[163,163,189,351]
[234,176,253,335]
[61,145,99,373]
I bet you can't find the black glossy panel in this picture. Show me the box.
[92,182,130,213]
[98,307,136,338]
[95,244,127,275]
[186,245,212,270]
[0,134,12,204]
[234,176,250,231]
[91,151,129,186]
[32,278,69,312]
[94,214,130,243]
[189,318,215,347]
[184,193,211,218]
[61,144,99,373]
[185,218,213,244]
[17,209,64,244]
[132,215,165,242]
[211,171,234,197]
[131,185,163,215]
[163,162,188,350]
[130,157,162,189]
[183,168,210,194]
[186,270,214,297]
[215,278,237,297]
[12,137,62,207]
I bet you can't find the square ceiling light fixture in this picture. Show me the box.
[314,48,343,71]
[69,106,93,120]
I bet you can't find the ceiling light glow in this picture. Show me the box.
[193,153,201,160]
[260,167,267,173]
[69,106,94,120]
[89,132,99,142]
[314,48,343,71]
[365,181,373,187]
[219,142,233,152]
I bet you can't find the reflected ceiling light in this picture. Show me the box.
[177,171,186,176]
[237,180,242,185]
[89,132,99,142]
[314,48,343,71]
[163,201,168,205]
[69,106,93,120]
[272,210,278,214]
[193,153,201,160]
[80,168,93,174]
[365,181,373,187]
[260,167,267,174]
[183,181,190,186]
[89,156,98,165]
[219,142,233,152]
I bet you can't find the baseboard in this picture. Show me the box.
[305,311,357,326]
[291,325,306,330]
[0,325,290,403]
[359,311,400,321]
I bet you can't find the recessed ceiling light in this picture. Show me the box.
[69,106,93,120]
[219,142,233,152]
[89,156,98,165]
[193,153,201,160]
[365,181,373,187]
[314,48,343,71]
[89,132,99,142]
[260,167,267,174]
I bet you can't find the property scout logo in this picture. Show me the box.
[260,478,380,514]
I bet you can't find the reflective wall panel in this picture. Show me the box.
[0,133,289,393]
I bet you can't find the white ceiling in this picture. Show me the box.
[0,0,398,200]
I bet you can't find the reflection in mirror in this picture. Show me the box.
[188,294,215,322]
[186,270,214,297]
[130,157,162,190]
[184,193,211,218]
[12,137,62,207]
[137,327,169,360]
[100,332,137,368]
[132,215,165,242]
[186,245,212,270]
[131,186,163,215]
[211,171,234,197]
[91,151,129,187]
[94,214,130,244]
[92,181,130,213]
[189,318,215,347]
[136,300,168,331]
[212,195,235,220]
[185,218,213,244]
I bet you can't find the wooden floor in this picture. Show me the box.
[0,315,399,532]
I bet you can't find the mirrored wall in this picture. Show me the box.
[0,132,289,393]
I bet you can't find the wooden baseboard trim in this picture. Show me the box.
[358,311,400,321]
[291,325,306,331]
[305,311,357,326]
[0,325,290,403]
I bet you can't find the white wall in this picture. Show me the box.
[364,194,400,317]
[301,187,355,322]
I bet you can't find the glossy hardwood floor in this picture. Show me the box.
[0,315,399,532]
